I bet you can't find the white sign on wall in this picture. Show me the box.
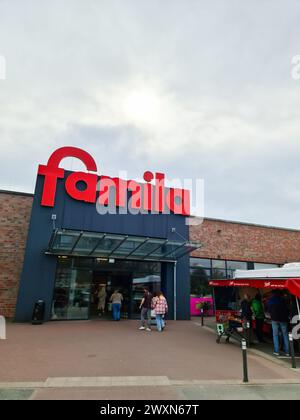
[0,316,6,339]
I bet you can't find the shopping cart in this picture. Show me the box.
[216,315,251,346]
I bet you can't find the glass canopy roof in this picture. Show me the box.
[47,229,202,262]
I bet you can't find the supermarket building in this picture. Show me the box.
[1,146,300,322]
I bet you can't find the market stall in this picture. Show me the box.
[210,263,300,342]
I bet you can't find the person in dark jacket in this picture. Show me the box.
[241,294,253,322]
[139,287,153,331]
[240,294,253,343]
[267,290,290,356]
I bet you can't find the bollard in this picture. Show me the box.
[243,321,251,347]
[201,308,204,327]
[241,339,249,383]
[289,333,297,369]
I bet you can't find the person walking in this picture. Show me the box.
[97,285,107,317]
[251,293,265,343]
[110,289,123,321]
[267,290,290,356]
[139,287,153,332]
[152,291,168,332]
[241,294,253,323]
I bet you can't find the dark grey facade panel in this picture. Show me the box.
[16,171,190,322]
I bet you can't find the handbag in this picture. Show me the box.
[151,297,157,310]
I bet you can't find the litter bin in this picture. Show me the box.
[32,300,45,325]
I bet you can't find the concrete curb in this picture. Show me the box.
[44,376,171,388]
[0,382,44,389]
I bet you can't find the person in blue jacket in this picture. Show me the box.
[267,290,290,356]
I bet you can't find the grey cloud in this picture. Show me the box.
[1,0,300,228]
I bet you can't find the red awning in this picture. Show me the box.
[209,278,300,298]
[209,279,286,289]
[286,279,300,299]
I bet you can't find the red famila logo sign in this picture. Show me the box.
[38,146,190,216]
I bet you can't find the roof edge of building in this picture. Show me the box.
[203,217,300,234]
[0,189,34,198]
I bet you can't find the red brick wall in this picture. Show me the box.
[0,191,33,319]
[190,218,300,264]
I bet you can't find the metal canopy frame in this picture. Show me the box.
[46,229,202,262]
[125,237,150,258]
[88,234,106,256]
[108,235,129,257]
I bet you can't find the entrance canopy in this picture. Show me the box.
[46,228,201,262]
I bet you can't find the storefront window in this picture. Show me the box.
[226,260,248,278]
[211,260,226,278]
[212,259,226,269]
[190,258,211,268]
[52,267,92,320]
[189,258,276,282]
[190,267,212,297]
[226,261,248,270]
[254,263,280,269]
[211,268,227,279]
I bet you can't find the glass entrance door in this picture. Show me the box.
[91,272,132,319]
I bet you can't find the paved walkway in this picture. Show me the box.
[1,319,300,399]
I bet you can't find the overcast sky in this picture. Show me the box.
[0,0,300,228]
